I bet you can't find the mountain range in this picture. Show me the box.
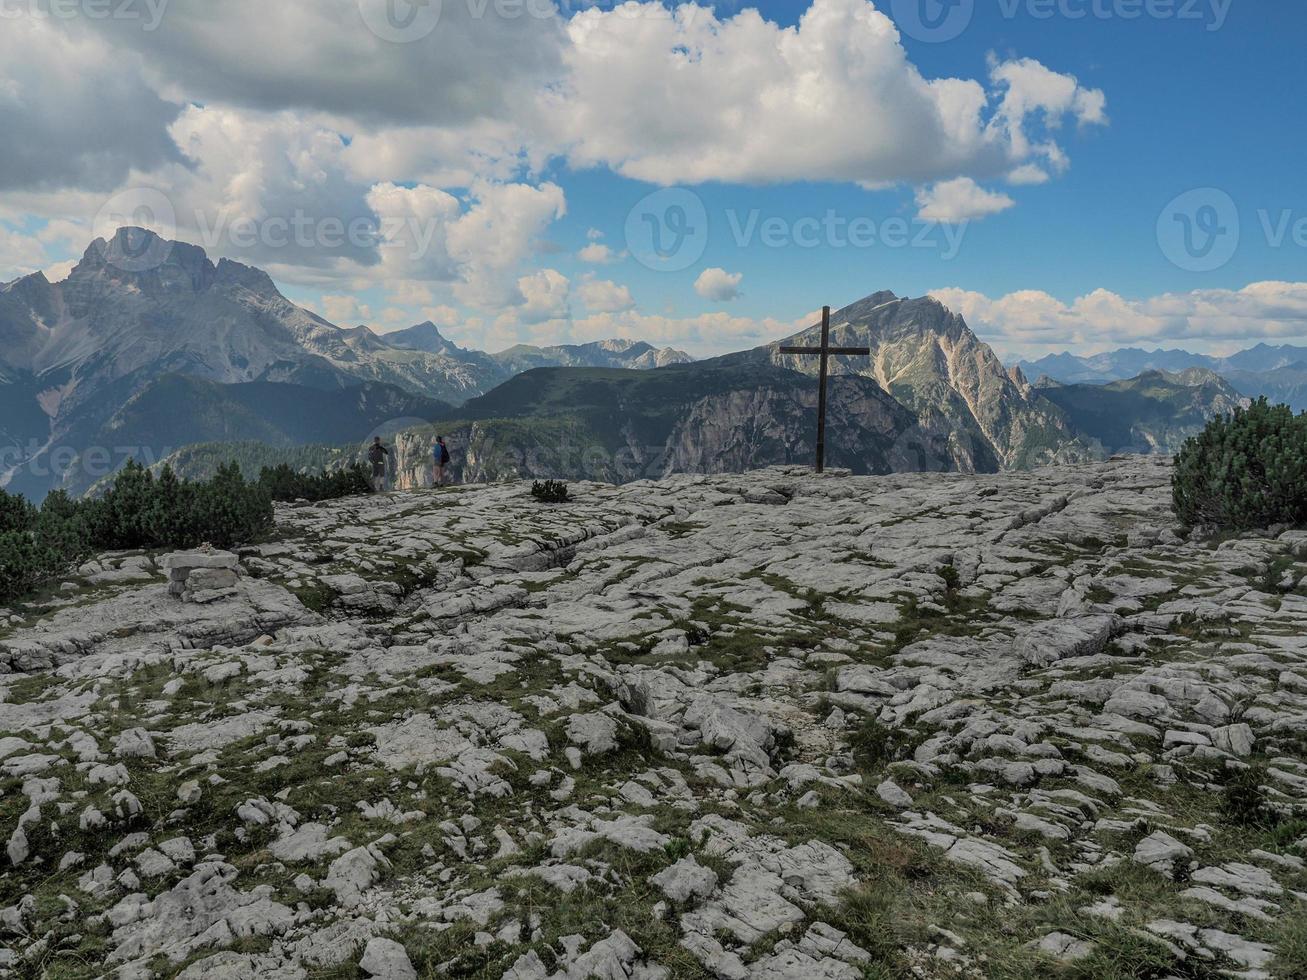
[1,228,1257,498]
[1017,345,1307,410]
[0,228,688,497]
[1035,369,1247,455]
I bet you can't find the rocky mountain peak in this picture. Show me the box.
[214,257,281,296]
[764,287,1089,470]
[1,270,49,293]
[71,227,217,295]
[382,321,455,355]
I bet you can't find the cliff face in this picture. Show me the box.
[337,371,954,490]
[762,292,1098,471]
[663,378,952,476]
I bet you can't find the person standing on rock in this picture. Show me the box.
[368,436,391,493]
[434,435,451,486]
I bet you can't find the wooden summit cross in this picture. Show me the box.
[779,305,871,474]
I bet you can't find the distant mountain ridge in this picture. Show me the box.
[1017,343,1307,410]
[1035,369,1248,455]
[0,228,1257,498]
[0,228,690,496]
[381,321,692,376]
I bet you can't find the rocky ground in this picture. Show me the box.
[1,456,1306,979]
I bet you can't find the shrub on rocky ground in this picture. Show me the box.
[1173,397,1307,530]
[532,480,570,503]
[257,462,373,503]
[0,460,276,604]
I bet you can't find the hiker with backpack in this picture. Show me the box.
[368,436,391,493]
[434,435,451,486]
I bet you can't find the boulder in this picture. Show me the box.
[164,549,241,603]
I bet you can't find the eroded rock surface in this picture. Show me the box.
[1,456,1305,977]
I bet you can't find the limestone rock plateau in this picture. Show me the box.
[1,457,1305,977]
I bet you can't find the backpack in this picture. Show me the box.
[368,444,386,464]
[438,443,450,465]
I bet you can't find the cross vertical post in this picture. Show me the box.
[815,306,831,473]
[779,304,872,475]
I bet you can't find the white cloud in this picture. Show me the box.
[420,305,463,328]
[516,269,572,323]
[541,0,1105,187]
[1007,164,1050,186]
[915,178,1015,223]
[320,295,373,325]
[694,267,744,302]
[75,0,565,128]
[577,277,635,313]
[578,242,621,264]
[931,282,1307,358]
[0,0,1114,320]
[0,18,183,192]
[389,281,435,307]
[447,181,568,308]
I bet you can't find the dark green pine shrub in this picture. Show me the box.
[0,489,36,534]
[0,461,279,605]
[0,489,92,603]
[257,462,373,503]
[0,456,380,605]
[1173,398,1307,530]
[531,480,570,504]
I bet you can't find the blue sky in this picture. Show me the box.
[2,0,1303,358]
[489,0,1306,356]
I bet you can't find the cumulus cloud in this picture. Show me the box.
[0,0,1116,340]
[516,268,572,323]
[915,178,1015,223]
[1006,164,1051,186]
[74,0,565,128]
[541,0,1105,187]
[577,276,636,313]
[0,18,183,192]
[694,268,744,302]
[446,182,568,308]
[319,295,373,326]
[931,282,1307,358]
[578,242,621,264]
